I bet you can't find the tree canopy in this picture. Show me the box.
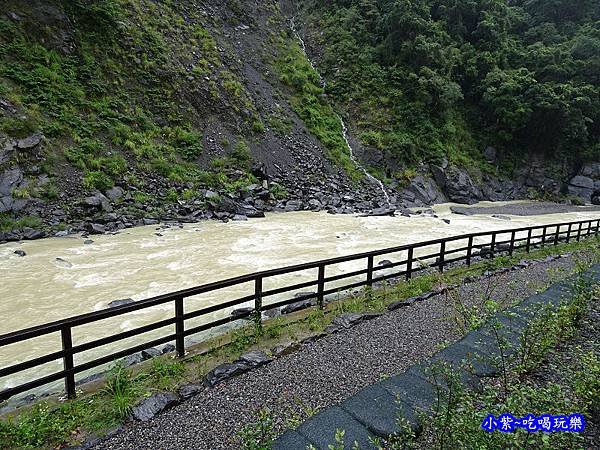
[302,0,600,173]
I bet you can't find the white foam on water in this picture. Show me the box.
[2,204,600,396]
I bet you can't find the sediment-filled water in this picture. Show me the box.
[0,201,598,397]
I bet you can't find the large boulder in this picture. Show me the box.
[580,163,600,179]
[362,207,395,217]
[284,199,303,211]
[22,227,45,240]
[16,133,43,150]
[214,196,264,218]
[0,167,23,196]
[568,175,594,203]
[83,193,112,212]
[105,186,124,201]
[87,223,106,235]
[0,139,15,164]
[0,197,18,213]
[403,174,446,205]
[480,177,509,201]
[431,165,482,205]
[107,298,134,308]
[0,167,28,213]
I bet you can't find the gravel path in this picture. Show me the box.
[93,254,584,450]
[451,201,600,216]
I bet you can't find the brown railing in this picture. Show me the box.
[1,218,599,402]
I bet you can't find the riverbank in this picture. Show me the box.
[451,201,600,217]
[1,236,598,449]
[3,198,599,247]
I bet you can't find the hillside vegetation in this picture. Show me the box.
[299,0,600,176]
[0,0,387,234]
[0,0,265,194]
[0,0,599,235]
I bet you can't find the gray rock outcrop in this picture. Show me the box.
[0,167,27,213]
[403,174,446,205]
[568,175,594,203]
[431,165,482,205]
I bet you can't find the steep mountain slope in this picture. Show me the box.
[1,0,599,240]
[295,0,600,177]
[0,0,388,238]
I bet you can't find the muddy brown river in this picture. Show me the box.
[1,201,599,398]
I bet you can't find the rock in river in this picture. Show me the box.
[107,298,134,308]
[54,257,72,268]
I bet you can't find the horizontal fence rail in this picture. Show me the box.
[1,218,599,402]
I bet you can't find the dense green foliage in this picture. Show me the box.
[301,0,600,172]
[0,0,262,197]
[273,36,362,180]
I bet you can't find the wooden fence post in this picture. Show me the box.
[61,326,76,399]
[175,296,185,358]
[587,221,592,238]
[466,236,473,266]
[254,277,263,333]
[406,248,413,280]
[541,226,547,247]
[317,265,325,309]
[366,255,374,288]
[509,231,515,256]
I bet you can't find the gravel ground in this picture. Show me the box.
[92,254,584,450]
[451,201,600,216]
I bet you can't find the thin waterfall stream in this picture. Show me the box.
[289,17,392,208]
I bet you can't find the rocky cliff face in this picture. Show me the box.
[0,0,390,238]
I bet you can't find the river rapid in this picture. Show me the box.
[1,201,599,397]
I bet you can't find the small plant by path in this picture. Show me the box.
[378,278,599,449]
